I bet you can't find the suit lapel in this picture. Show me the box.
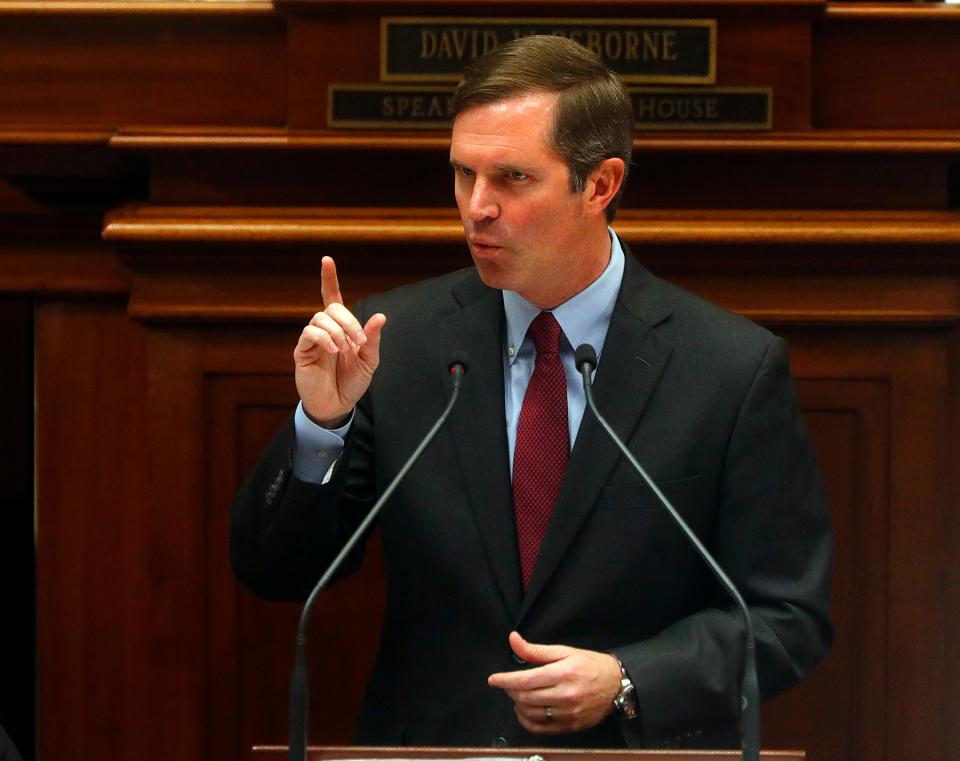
[518,251,674,621]
[438,275,524,619]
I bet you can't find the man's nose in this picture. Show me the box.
[468,178,499,221]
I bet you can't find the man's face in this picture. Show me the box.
[450,91,604,309]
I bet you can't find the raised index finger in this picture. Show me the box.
[320,256,344,307]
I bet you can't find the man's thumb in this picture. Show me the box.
[509,631,563,664]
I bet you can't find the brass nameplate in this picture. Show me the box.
[328,85,456,129]
[381,17,716,84]
[630,87,772,131]
[328,85,771,132]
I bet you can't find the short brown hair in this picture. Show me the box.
[452,35,634,222]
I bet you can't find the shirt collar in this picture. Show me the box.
[503,230,625,364]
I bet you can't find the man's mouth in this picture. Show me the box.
[470,238,502,254]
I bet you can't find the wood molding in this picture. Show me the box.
[107,128,960,154]
[256,749,807,761]
[0,129,114,145]
[0,1,276,16]
[105,205,960,327]
[824,3,960,22]
[103,206,960,247]
[0,250,130,296]
[276,0,824,11]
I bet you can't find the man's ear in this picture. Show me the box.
[585,157,626,219]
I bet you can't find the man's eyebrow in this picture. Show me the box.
[449,157,538,175]
[449,158,536,174]
[493,162,536,175]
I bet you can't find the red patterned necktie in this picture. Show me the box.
[513,311,569,589]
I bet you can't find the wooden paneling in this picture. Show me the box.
[627,153,947,209]
[714,16,810,130]
[765,328,957,761]
[204,371,387,758]
[947,325,960,761]
[0,12,286,127]
[288,12,381,130]
[133,149,949,210]
[814,10,960,129]
[37,303,197,761]
[146,151,457,207]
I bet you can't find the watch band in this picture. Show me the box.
[611,655,639,720]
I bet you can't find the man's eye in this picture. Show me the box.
[508,171,528,181]
[457,166,474,177]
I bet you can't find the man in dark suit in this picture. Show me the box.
[230,35,832,749]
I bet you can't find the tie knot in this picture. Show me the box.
[528,311,563,354]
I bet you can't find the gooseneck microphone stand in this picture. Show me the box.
[575,344,760,761]
[289,357,468,761]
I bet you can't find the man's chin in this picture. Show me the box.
[470,251,510,288]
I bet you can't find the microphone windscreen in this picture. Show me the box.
[575,343,597,371]
[448,351,471,375]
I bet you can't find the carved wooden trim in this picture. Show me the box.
[276,0,824,11]
[824,3,960,22]
[103,206,960,247]
[0,129,114,145]
[107,128,960,154]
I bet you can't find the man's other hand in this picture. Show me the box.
[488,631,622,735]
[294,256,386,428]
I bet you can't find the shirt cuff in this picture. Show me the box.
[293,401,353,485]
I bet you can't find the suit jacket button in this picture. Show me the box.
[492,737,508,748]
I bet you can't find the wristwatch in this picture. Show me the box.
[612,655,639,720]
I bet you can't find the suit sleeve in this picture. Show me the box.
[229,305,379,602]
[229,399,378,601]
[0,723,24,761]
[614,336,833,747]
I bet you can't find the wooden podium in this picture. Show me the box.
[250,747,804,761]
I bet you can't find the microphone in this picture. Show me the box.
[575,344,760,761]
[288,353,469,761]
[448,351,469,379]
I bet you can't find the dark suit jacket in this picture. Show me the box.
[230,247,833,749]
[0,724,23,761]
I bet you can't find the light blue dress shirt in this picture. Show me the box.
[293,231,626,484]
[502,231,624,472]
